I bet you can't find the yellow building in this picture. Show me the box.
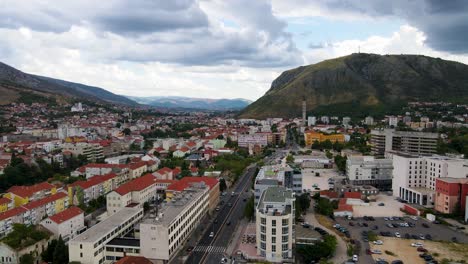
[4,182,57,207]
[304,131,345,146]
[0,197,12,212]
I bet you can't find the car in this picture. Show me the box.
[372,249,383,254]
[410,216,418,221]
[186,246,194,252]
[404,233,411,239]
[373,240,384,245]
[214,219,218,223]
[384,217,389,221]
[411,234,419,239]
[425,234,432,240]
[226,221,231,226]
[391,261,403,264]
[372,225,379,230]
[422,223,429,228]
[302,223,311,228]
[216,207,220,211]
[363,223,368,227]
[227,203,232,207]
[395,232,401,238]
[210,232,214,238]
[369,216,375,221]
[376,261,389,264]
[417,247,428,252]
[388,217,394,221]
[433,220,441,224]
[419,234,425,240]
[243,198,247,202]
[349,222,355,226]
[451,237,458,242]
[231,192,235,196]
[411,242,424,247]
[352,255,358,262]
[378,203,385,206]
[221,257,228,263]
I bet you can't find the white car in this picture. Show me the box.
[210,232,214,238]
[395,232,401,238]
[373,240,383,245]
[372,249,383,254]
[352,255,358,262]
[411,242,424,247]
[410,216,418,221]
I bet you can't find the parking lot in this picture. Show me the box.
[335,216,468,263]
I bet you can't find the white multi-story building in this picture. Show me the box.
[364,116,374,126]
[140,185,209,262]
[388,116,398,127]
[370,129,439,158]
[62,142,104,162]
[68,207,144,264]
[346,156,393,189]
[307,116,316,126]
[254,165,296,205]
[256,186,295,263]
[40,206,85,243]
[342,117,351,126]
[392,154,468,207]
[106,173,158,215]
[238,133,269,148]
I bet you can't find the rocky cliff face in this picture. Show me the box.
[240,53,468,119]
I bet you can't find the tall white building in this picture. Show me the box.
[140,185,209,262]
[392,154,468,207]
[254,165,298,205]
[307,116,316,126]
[342,117,351,126]
[68,207,144,264]
[364,116,374,126]
[370,129,439,158]
[346,156,393,188]
[256,186,295,263]
[238,133,269,148]
[388,116,398,127]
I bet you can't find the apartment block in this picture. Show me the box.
[370,129,438,158]
[4,182,57,207]
[166,176,219,212]
[62,142,104,162]
[106,174,159,215]
[68,207,144,264]
[256,186,295,263]
[254,165,296,206]
[68,173,118,206]
[346,156,393,189]
[392,154,468,207]
[41,206,85,243]
[434,178,468,215]
[304,131,345,146]
[140,186,209,261]
[238,133,269,148]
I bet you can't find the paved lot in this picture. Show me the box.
[335,216,468,263]
[302,168,342,191]
[352,194,405,217]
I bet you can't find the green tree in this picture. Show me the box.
[334,155,347,173]
[312,140,321,150]
[52,236,68,264]
[244,196,255,220]
[219,178,227,192]
[122,128,131,135]
[41,239,58,262]
[286,154,295,163]
[19,254,34,264]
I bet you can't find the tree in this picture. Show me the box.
[312,140,321,150]
[19,254,34,264]
[219,178,227,192]
[297,235,337,263]
[41,239,58,262]
[322,140,333,150]
[334,155,347,173]
[143,202,150,212]
[122,128,131,135]
[52,236,68,264]
[325,150,333,159]
[286,154,295,163]
[244,196,255,220]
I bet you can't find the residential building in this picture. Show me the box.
[128,161,148,179]
[0,207,27,237]
[303,131,345,146]
[392,154,468,207]
[41,206,85,243]
[307,116,316,126]
[346,156,393,189]
[0,226,52,264]
[238,133,269,148]
[68,173,118,206]
[68,207,144,264]
[364,116,374,126]
[140,185,209,261]
[256,186,295,263]
[342,117,351,126]
[370,129,439,158]
[62,142,104,162]
[106,174,159,215]
[0,198,13,213]
[434,178,468,215]
[22,191,69,226]
[4,182,57,207]
[153,167,174,180]
[388,116,398,127]
[166,176,219,212]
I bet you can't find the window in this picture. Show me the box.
[261,226,266,233]
[282,227,288,234]
[272,220,276,227]
[282,235,288,242]
[272,228,276,235]
[282,219,288,226]
[272,236,276,243]
[282,244,289,251]
[272,245,276,252]
[261,217,266,225]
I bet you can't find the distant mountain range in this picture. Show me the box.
[240,53,468,119]
[0,61,137,106]
[126,96,252,110]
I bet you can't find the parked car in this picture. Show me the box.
[352,255,358,262]
[417,247,428,252]
[186,246,194,252]
[422,223,429,228]
[378,203,385,206]
[411,242,424,247]
[210,232,214,238]
[373,240,384,245]
[395,232,401,238]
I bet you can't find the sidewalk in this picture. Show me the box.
[304,206,349,264]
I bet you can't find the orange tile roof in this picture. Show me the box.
[167,177,218,192]
[343,192,362,199]
[22,192,67,210]
[7,182,55,198]
[70,173,116,190]
[0,197,11,205]
[115,256,152,264]
[0,206,27,221]
[48,206,83,224]
[156,167,172,175]
[114,174,157,195]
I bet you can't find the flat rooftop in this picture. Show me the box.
[142,187,206,227]
[71,207,142,243]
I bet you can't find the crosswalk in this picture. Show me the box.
[193,245,226,253]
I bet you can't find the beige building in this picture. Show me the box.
[63,142,104,162]
[370,129,439,158]
[40,206,85,243]
[256,186,295,263]
[140,185,209,262]
[68,207,144,264]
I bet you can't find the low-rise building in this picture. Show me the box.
[346,156,393,189]
[22,191,69,225]
[238,133,269,148]
[434,178,468,215]
[166,176,219,212]
[68,173,118,206]
[4,182,57,207]
[256,186,295,263]
[40,206,85,243]
[68,207,144,264]
[304,131,345,146]
[254,165,294,205]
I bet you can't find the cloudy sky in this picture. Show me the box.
[1,0,468,100]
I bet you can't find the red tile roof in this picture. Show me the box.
[320,190,339,199]
[49,206,83,224]
[0,206,27,221]
[22,192,68,210]
[114,174,157,195]
[343,192,362,199]
[172,167,181,176]
[128,161,147,170]
[115,256,153,264]
[336,204,354,212]
[155,179,178,184]
[156,167,172,175]
[7,182,55,198]
[167,177,218,192]
[0,197,11,205]
[70,173,116,190]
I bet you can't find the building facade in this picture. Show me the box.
[346,156,393,189]
[434,178,468,215]
[370,129,439,158]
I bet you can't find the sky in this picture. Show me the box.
[1,0,468,101]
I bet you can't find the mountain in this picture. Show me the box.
[127,96,252,110]
[239,53,468,119]
[0,61,137,106]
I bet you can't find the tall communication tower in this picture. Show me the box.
[302,97,306,127]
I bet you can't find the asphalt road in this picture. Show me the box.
[185,165,257,264]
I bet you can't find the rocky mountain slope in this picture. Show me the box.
[239,53,468,119]
[0,61,137,106]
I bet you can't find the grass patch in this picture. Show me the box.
[367,231,378,241]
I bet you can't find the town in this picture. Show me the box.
[0,99,467,264]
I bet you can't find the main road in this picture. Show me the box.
[185,165,257,264]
